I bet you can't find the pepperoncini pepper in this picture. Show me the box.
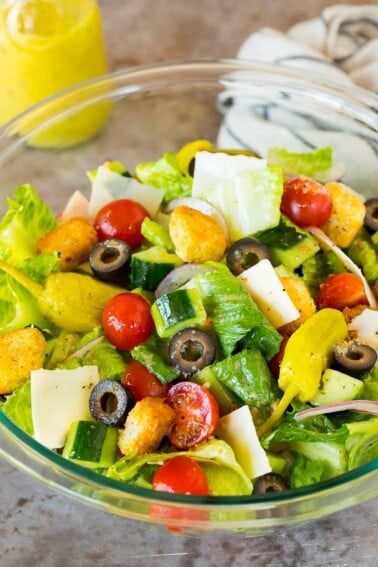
[257,308,348,438]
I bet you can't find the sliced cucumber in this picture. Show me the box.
[62,420,118,469]
[131,245,182,291]
[151,288,207,338]
[312,368,365,406]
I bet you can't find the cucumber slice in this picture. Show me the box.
[312,368,365,406]
[151,288,207,338]
[131,245,182,291]
[62,420,118,469]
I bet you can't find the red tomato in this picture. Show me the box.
[317,273,369,310]
[122,360,168,401]
[149,502,209,533]
[166,381,219,449]
[102,293,154,349]
[152,455,209,495]
[268,335,289,379]
[280,176,332,228]
[94,198,150,248]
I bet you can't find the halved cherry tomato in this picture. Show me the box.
[152,455,209,495]
[317,273,369,310]
[102,292,154,350]
[121,360,168,401]
[94,198,150,248]
[281,176,332,228]
[166,381,219,449]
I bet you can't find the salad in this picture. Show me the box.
[0,139,377,499]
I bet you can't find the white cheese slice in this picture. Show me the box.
[215,405,272,479]
[31,365,100,449]
[238,259,300,328]
[348,309,378,365]
[88,165,164,221]
[60,190,89,222]
[191,150,266,197]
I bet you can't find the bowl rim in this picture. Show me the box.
[0,57,377,520]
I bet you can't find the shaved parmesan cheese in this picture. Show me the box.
[238,259,300,328]
[31,366,100,449]
[348,308,378,353]
[60,190,89,222]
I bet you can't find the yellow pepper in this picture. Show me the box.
[257,308,348,438]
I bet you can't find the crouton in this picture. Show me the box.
[37,216,98,271]
[169,205,227,263]
[321,182,366,248]
[0,327,46,394]
[118,396,175,456]
[279,276,316,335]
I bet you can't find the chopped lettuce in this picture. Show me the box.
[0,184,57,269]
[131,334,179,384]
[301,250,345,297]
[267,146,335,181]
[59,338,126,380]
[0,269,52,333]
[190,263,282,357]
[135,152,192,202]
[107,439,252,496]
[347,230,378,285]
[210,349,279,410]
[363,369,378,401]
[289,453,327,488]
[1,380,33,435]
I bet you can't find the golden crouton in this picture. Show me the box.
[321,182,366,248]
[118,397,175,456]
[0,327,46,394]
[37,216,98,271]
[169,205,227,263]
[279,276,316,335]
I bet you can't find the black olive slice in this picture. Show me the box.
[364,198,378,233]
[332,340,377,377]
[168,328,216,377]
[89,238,131,284]
[89,379,134,426]
[253,472,288,494]
[226,237,271,275]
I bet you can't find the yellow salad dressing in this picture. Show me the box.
[0,0,109,147]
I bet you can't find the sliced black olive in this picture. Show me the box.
[168,328,216,377]
[226,237,271,275]
[89,238,131,284]
[364,198,378,233]
[332,340,377,377]
[253,472,288,494]
[89,379,134,426]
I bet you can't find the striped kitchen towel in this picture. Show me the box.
[217,4,378,196]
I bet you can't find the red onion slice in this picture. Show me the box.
[155,263,215,298]
[307,226,377,309]
[295,400,378,420]
[164,196,230,244]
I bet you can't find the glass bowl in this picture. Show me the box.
[0,59,377,536]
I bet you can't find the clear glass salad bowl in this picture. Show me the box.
[0,59,377,536]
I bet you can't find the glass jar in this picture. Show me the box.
[0,0,108,147]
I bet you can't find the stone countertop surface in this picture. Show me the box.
[1,1,377,565]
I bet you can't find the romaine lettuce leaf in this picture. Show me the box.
[289,453,327,488]
[347,230,378,285]
[190,263,282,357]
[1,380,33,435]
[0,184,57,269]
[107,438,252,495]
[210,349,279,410]
[135,152,192,202]
[267,146,334,181]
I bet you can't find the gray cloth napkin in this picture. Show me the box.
[217,4,378,196]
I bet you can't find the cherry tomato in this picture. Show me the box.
[152,455,210,495]
[102,293,154,350]
[166,381,219,449]
[94,198,150,248]
[268,335,289,379]
[317,273,369,310]
[121,360,168,401]
[280,176,332,228]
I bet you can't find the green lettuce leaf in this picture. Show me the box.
[289,453,327,488]
[107,438,252,495]
[1,380,33,435]
[190,263,282,357]
[0,184,57,269]
[131,334,179,384]
[135,152,192,202]
[267,146,334,180]
[347,230,378,285]
[210,349,279,410]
